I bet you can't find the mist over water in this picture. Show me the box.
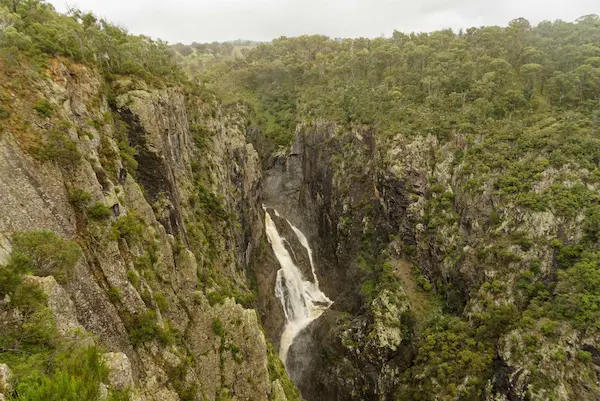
[264,208,333,364]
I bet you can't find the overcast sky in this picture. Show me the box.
[47,0,599,44]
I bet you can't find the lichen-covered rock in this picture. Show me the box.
[367,289,410,351]
[102,352,134,390]
[270,380,288,401]
[0,364,13,394]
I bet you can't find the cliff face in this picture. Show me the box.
[0,59,293,401]
[262,122,600,401]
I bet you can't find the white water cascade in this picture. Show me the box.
[264,208,333,364]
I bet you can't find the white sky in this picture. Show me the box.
[47,0,600,44]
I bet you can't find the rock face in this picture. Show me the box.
[0,60,291,401]
[102,353,135,390]
[263,123,414,400]
[262,121,600,401]
[0,364,12,395]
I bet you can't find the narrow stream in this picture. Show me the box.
[264,208,333,364]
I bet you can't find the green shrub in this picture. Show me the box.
[8,346,109,401]
[127,270,139,288]
[87,203,112,220]
[416,275,432,291]
[206,291,225,306]
[166,357,198,401]
[11,231,82,283]
[32,99,53,118]
[154,292,168,311]
[540,320,559,336]
[0,106,9,119]
[577,350,592,363]
[108,388,132,401]
[197,185,228,221]
[32,130,80,165]
[128,310,172,346]
[212,318,224,337]
[107,287,122,302]
[112,212,144,240]
[68,188,92,211]
[230,344,242,363]
[190,124,211,150]
[118,140,138,173]
[266,342,300,400]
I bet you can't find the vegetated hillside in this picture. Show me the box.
[198,15,600,401]
[172,40,262,77]
[0,1,297,400]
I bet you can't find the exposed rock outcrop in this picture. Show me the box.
[0,59,292,401]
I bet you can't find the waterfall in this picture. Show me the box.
[264,208,333,364]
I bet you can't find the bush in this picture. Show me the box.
[212,318,224,337]
[118,140,138,173]
[68,188,92,211]
[128,310,172,346]
[197,185,228,221]
[107,287,122,302]
[0,106,9,119]
[154,292,168,311]
[8,346,109,401]
[87,203,112,220]
[32,130,80,166]
[540,320,559,336]
[11,231,82,283]
[577,350,592,363]
[127,270,139,288]
[112,212,144,240]
[32,99,53,118]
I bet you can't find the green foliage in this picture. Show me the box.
[190,123,211,150]
[212,318,224,337]
[404,316,495,399]
[266,342,301,401]
[553,258,600,329]
[577,350,592,363]
[0,242,115,401]
[87,202,112,220]
[68,188,92,211]
[126,269,139,288]
[32,129,80,166]
[11,231,82,283]
[32,99,52,118]
[107,287,122,302]
[154,292,167,311]
[0,106,9,119]
[127,310,173,346]
[112,212,144,241]
[166,357,198,401]
[118,139,138,173]
[196,185,228,221]
[9,346,108,401]
[0,1,183,82]
[540,320,559,336]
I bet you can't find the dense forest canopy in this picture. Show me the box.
[0,0,182,83]
[196,15,600,148]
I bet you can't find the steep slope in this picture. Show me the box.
[0,2,298,400]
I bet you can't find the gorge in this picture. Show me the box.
[0,2,600,401]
